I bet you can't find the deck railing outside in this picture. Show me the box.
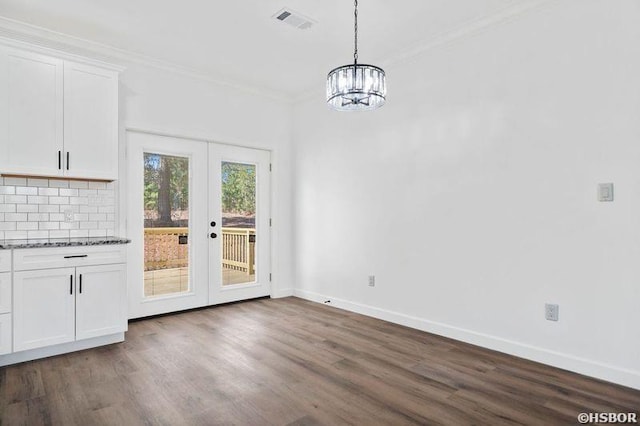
[144,227,255,275]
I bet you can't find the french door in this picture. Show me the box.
[127,131,271,319]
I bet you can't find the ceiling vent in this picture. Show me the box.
[272,8,316,30]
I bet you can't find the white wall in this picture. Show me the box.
[292,0,640,389]
[118,63,295,296]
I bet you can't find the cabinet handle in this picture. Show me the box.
[66,152,70,170]
[58,151,62,170]
[70,275,73,295]
[64,255,88,259]
[79,274,83,294]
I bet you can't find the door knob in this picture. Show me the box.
[210,232,217,239]
[210,221,216,227]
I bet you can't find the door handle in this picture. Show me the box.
[210,221,216,227]
[66,152,70,170]
[79,274,83,294]
[70,275,73,295]
[210,233,217,239]
[58,151,62,170]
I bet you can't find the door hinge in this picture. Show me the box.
[269,273,272,282]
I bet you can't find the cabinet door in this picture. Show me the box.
[63,61,118,180]
[14,268,76,352]
[0,272,11,314]
[0,46,64,177]
[76,264,126,340]
[0,313,11,355]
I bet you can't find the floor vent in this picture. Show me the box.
[272,8,316,30]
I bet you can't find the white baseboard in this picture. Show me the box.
[271,287,294,298]
[0,333,125,367]
[294,289,640,391]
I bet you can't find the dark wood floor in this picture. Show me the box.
[1,297,638,425]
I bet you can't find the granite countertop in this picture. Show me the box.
[0,236,131,249]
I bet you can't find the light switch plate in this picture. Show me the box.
[598,183,614,202]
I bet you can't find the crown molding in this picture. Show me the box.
[292,0,556,104]
[0,16,291,103]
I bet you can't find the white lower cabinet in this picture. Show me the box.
[76,264,126,340]
[0,313,11,355]
[14,268,76,351]
[10,245,127,357]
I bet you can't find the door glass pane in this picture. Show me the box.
[143,153,190,297]
[221,162,256,286]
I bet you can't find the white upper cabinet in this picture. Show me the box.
[0,44,120,181]
[0,47,64,177]
[63,61,118,180]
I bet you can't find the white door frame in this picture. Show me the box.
[208,143,271,305]
[126,131,209,319]
[126,130,272,319]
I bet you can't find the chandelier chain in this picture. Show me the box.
[354,0,358,64]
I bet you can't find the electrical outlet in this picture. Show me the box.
[545,303,559,321]
[368,275,375,287]
[64,208,74,223]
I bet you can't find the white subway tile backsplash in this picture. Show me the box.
[17,204,39,213]
[0,222,16,231]
[16,186,38,195]
[49,196,70,205]
[70,197,89,205]
[59,188,78,197]
[28,213,49,222]
[17,222,38,231]
[88,182,106,190]
[49,230,70,239]
[27,178,49,187]
[27,230,48,239]
[38,187,58,196]
[39,222,60,230]
[5,231,27,239]
[0,178,116,240]
[5,213,27,222]
[39,205,60,213]
[70,230,89,238]
[89,229,107,238]
[4,177,26,186]
[6,195,27,204]
[74,214,89,222]
[89,213,106,222]
[48,180,69,188]
[69,181,88,189]
[60,222,79,230]
[27,195,48,204]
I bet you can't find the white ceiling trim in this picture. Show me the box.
[0,1,554,105]
[0,16,290,103]
[292,0,555,103]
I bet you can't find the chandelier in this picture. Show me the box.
[326,0,386,111]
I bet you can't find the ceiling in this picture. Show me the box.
[0,0,529,98]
